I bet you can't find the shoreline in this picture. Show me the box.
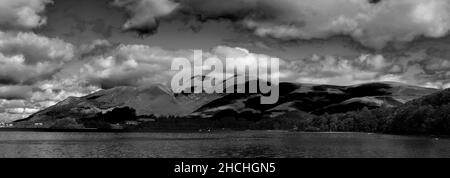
[0,128,448,138]
[0,128,205,133]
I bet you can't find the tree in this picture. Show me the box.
[99,107,138,124]
[51,118,83,129]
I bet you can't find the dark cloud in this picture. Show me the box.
[111,0,179,35]
[88,73,149,89]
[0,85,32,100]
[174,0,274,22]
[0,78,19,85]
[368,0,382,4]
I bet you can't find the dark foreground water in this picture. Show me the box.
[0,131,449,158]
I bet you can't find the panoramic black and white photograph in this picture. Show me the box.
[1,0,450,161]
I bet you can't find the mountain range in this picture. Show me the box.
[15,80,439,128]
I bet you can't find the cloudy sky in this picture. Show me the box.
[1,0,450,121]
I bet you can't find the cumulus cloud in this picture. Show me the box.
[114,0,450,48]
[282,54,389,85]
[74,43,284,89]
[0,31,74,85]
[0,0,53,30]
[0,32,74,63]
[77,43,189,89]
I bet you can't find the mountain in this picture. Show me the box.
[15,81,438,128]
[16,84,222,125]
[194,81,438,117]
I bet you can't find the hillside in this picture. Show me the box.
[195,81,437,117]
[387,89,450,135]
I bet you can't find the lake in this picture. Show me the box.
[0,131,449,158]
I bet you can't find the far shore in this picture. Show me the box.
[0,128,448,139]
[0,128,206,133]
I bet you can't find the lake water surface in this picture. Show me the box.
[0,131,449,158]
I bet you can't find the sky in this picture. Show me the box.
[1,0,450,121]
